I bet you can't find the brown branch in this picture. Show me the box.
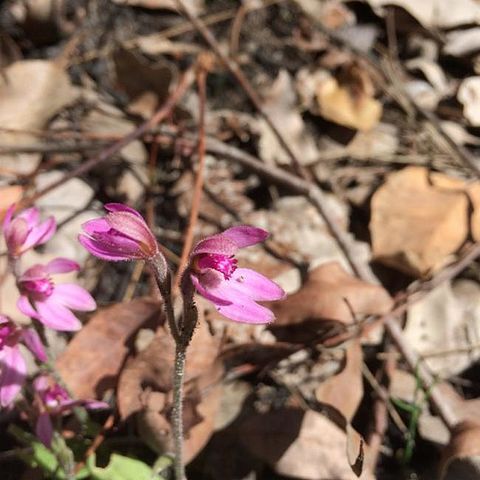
[20,66,196,209]
[173,0,307,177]
[174,64,209,292]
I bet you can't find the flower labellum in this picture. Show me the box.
[188,226,285,324]
[17,258,96,331]
[78,203,159,261]
[3,205,56,258]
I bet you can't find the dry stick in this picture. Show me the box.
[173,66,208,292]
[21,67,196,209]
[173,0,306,178]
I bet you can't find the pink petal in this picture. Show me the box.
[35,298,82,331]
[229,268,285,301]
[191,234,238,257]
[78,235,141,261]
[222,225,269,248]
[190,272,232,306]
[5,217,29,248]
[17,295,40,319]
[53,284,96,311]
[36,412,53,447]
[23,217,56,250]
[21,329,47,362]
[0,346,27,407]
[2,204,15,230]
[82,218,110,235]
[46,258,80,274]
[216,295,275,324]
[106,212,157,251]
[105,203,144,219]
[19,207,39,225]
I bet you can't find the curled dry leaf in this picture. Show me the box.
[56,298,162,399]
[239,408,371,479]
[117,303,223,463]
[370,166,472,276]
[315,63,382,131]
[0,60,78,174]
[440,421,480,480]
[269,262,393,344]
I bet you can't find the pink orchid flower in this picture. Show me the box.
[17,258,96,331]
[3,205,56,258]
[0,315,47,407]
[78,203,159,261]
[189,226,285,324]
[34,375,108,447]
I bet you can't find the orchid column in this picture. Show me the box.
[79,204,285,479]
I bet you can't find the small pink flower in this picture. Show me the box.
[0,315,47,407]
[3,205,56,258]
[78,203,159,261]
[34,375,108,447]
[189,226,285,324]
[17,258,96,331]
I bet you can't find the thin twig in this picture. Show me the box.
[173,0,306,177]
[21,66,196,209]
[174,64,208,292]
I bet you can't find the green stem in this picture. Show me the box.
[172,344,186,480]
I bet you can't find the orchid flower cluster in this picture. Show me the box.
[0,205,100,446]
[78,203,285,479]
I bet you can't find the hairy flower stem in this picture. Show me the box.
[172,344,186,480]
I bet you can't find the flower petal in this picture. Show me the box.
[82,218,110,235]
[23,217,56,250]
[19,207,39,225]
[191,234,238,257]
[2,204,15,230]
[215,296,275,324]
[229,268,285,301]
[190,272,232,306]
[105,203,144,219]
[53,284,96,311]
[0,346,27,407]
[36,413,54,447]
[46,258,80,275]
[222,225,269,248]
[5,218,29,252]
[106,212,157,253]
[21,329,48,362]
[78,235,141,261]
[35,298,82,331]
[17,295,40,319]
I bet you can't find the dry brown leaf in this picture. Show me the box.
[113,49,175,118]
[315,63,382,131]
[440,421,480,480]
[316,340,363,421]
[269,262,393,343]
[370,166,469,276]
[239,408,372,480]
[56,298,162,399]
[117,304,223,463]
[0,60,78,174]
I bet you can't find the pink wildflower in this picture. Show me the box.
[0,315,47,407]
[189,226,285,324]
[34,375,108,447]
[78,203,159,261]
[3,205,56,258]
[17,258,96,331]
